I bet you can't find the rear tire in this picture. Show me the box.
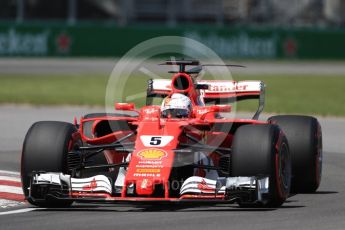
[268,115,322,193]
[231,124,291,207]
[21,121,81,207]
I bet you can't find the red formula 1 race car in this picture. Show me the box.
[21,60,322,208]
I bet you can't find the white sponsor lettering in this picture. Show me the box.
[197,80,261,93]
[0,29,49,55]
[185,32,277,58]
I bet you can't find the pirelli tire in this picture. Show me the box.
[231,124,292,208]
[268,115,322,193]
[21,121,81,207]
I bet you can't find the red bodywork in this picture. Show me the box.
[75,71,266,202]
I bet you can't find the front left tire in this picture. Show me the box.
[21,121,81,207]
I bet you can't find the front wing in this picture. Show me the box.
[28,172,270,205]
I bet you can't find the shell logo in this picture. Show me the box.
[137,149,167,160]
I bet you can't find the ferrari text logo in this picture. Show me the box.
[137,149,167,160]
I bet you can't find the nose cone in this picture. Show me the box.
[136,178,155,196]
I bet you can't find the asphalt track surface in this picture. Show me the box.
[0,105,345,230]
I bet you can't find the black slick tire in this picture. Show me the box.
[268,115,322,193]
[231,124,291,207]
[21,121,81,207]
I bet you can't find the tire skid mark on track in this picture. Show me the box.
[0,170,25,208]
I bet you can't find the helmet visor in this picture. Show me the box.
[162,109,189,118]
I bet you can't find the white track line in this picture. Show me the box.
[0,176,21,182]
[0,170,20,176]
[0,208,44,216]
[0,185,23,194]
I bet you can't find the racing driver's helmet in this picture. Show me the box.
[161,93,192,118]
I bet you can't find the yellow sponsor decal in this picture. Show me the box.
[137,149,167,160]
[136,168,161,173]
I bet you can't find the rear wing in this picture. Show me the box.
[147,79,265,119]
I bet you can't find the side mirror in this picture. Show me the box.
[115,102,135,111]
[210,105,231,113]
[193,105,231,120]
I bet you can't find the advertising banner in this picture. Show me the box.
[1,23,345,59]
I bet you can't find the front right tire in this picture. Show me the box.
[231,124,291,207]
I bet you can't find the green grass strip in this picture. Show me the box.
[0,74,344,116]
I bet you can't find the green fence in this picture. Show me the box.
[1,23,345,59]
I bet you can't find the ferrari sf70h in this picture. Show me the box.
[21,60,322,208]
